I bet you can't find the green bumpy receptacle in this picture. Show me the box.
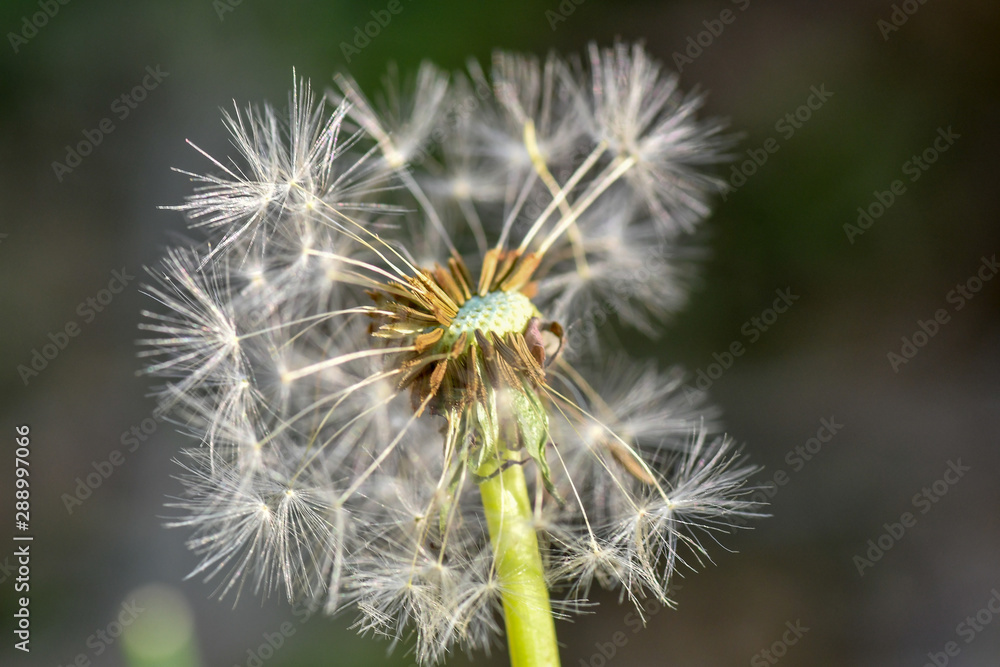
[441,290,538,349]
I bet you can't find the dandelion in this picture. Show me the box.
[142,41,761,667]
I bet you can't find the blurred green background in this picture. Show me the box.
[2,0,999,665]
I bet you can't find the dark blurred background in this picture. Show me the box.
[2,1,998,665]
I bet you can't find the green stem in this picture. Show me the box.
[478,459,561,667]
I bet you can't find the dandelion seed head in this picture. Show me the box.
[144,40,760,664]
